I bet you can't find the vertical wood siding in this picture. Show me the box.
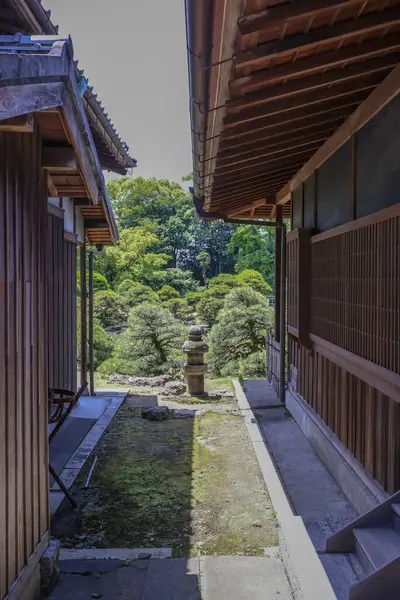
[47,214,77,392]
[287,208,400,493]
[0,128,49,598]
[289,338,400,494]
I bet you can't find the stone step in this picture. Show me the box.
[354,527,400,575]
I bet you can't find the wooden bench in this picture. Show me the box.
[48,382,88,507]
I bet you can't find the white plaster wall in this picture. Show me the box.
[75,207,85,243]
[63,197,75,233]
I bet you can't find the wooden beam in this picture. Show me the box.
[0,82,64,121]
[229,57,398,113]
[230,34,400,97]
[0,113,33,132]
[42,146,77,172]
[212,170,297,198]
[55,187,89,197]
[238,0,362,36]
[220,109,353,151]
[215,144,322,178]
[213,157,307,187]
[224,74,381,127]
[228,198,270,217]
[212,178,288,204]
[235,6,400,69]
[46,172,58,198]
[222,92,367,139]
[218,127,336,166]
[276,63,400,203]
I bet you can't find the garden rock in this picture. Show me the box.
[164,380,186,395]
[142,406,170,421]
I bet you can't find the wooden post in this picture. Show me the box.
[274,205,283,342]
[279,223,287,406]
[79,243,88,391]
[88,249,95,395]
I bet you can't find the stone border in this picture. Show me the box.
[50,393,126,513]
[233,380,336,600]
[59,548,172,560]
[286,389,388,514]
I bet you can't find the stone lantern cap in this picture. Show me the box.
[182,326,208,353]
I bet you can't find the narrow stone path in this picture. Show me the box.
[48,381,294,599]
[47,555,293,599]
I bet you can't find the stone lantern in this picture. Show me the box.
[182,326,208,396]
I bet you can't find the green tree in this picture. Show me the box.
[160,268,199,294]
[93,322,114,369]
[93,290,129,328]
[117,304,185,375]
[196,251,211,287]
[124,283,160,308]
[92,272,109,293]
[228,225,275,286]
[209,287,273,375]
[157,285,180,302]
[236,269,272,296]
[104,225,170,288]
[197,284,233,327]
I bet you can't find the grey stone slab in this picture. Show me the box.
[46,564,147,600]
[126,394,159,408]
[49,417,96,480]
[70,396,112,419]
[200,556,293,600]
[278,468,355,516]
[142,558,200,600]
[59,548,172,560]
[243,380,280,408]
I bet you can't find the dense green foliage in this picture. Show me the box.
[209,288,274,378]
[86,175,277,378]
[116,304,185,375]
[93,290,129,328]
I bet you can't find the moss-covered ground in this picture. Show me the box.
[52,381,279,557]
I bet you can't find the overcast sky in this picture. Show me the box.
[46,0,193,183]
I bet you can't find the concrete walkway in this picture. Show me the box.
[47,555,293,600]
[50,392,126,515]
[243,380,361,600]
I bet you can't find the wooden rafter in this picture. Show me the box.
[228,56,399,112]
[230,33,400,96]
[224,73,381,127]
[235,6,400,69]
[220,110,352,151]
[217,127,337,166]
[222,92,367,139]
[238,0,366,36]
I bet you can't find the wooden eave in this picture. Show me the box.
[0,43,118,243]
[188,0,400,220]
[0,1,136,174]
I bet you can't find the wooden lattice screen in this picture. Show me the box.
[310,214,400,374]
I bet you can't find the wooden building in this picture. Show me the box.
[0,3,135,599]
[185,1,400,596]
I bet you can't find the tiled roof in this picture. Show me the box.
[2,0,136,174]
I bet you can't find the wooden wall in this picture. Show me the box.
[0,128,49,598]
[285,91,400,495]
[47,214,77,392]
[289,338,400,494]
